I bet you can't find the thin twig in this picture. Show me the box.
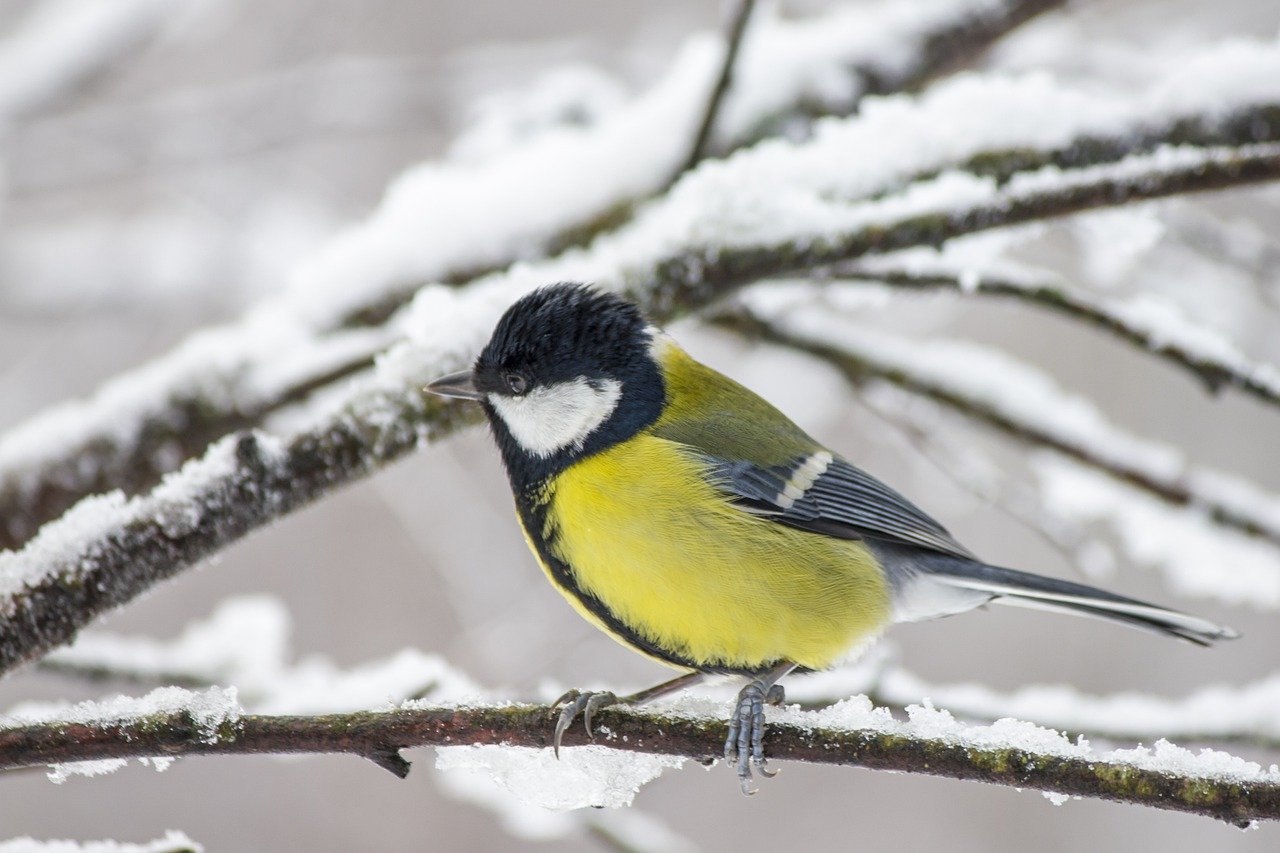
[834,265,1280,408]
[681,0,756,173]
[0,703,1275,826]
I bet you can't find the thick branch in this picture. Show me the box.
[646,143,1280,311]
[1,143,1277,679]
[0,703,1275,826]
[832,266,1280,408]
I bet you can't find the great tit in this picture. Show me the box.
[426,282,1237,793]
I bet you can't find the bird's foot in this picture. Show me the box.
[724,681,785,795]
[551,689,619,757]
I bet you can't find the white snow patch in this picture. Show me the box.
[0,686,241,738]
[45,759,129,785]
[0,686,240,785]
[1035,455,1280,608]
[0,831,201,852]
[434,745,684,812]
[43,596,484,714]
[46,596,290,690]
[768,695,1280,787]
[1073,206,1166,287]
[876,664,1280,745]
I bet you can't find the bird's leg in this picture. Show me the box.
[552,670,706,757]
[724,661,797,795]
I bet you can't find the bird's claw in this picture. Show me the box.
[724,681,786,794]
[551,689,619,758]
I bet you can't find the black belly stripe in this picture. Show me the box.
[514,489,767,676]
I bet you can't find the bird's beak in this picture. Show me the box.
[426,370,484,401]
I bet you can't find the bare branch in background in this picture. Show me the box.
[830,265,1280,408]
[1,701,1276,827]
[680,0,756,174]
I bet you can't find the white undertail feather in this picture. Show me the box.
[892,570,1236,644]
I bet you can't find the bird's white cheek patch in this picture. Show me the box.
[489,378,623,458]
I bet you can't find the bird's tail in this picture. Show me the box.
[878,544,1238,646]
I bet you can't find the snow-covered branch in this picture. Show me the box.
[1,697,1277,827]
[786,646,1280,753]
[0,831,202,853]
[830,265,1280,407]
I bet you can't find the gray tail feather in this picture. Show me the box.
[895,551,1238,646]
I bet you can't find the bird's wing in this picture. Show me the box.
[690,449,976,560]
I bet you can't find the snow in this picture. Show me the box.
[45,596,290,689]
[45,760,129,786]
[0,684,239,784]
[43,596,484,714]
[0,686,241,737]
[434,744,684,811]
[291,0,1015,325]
[1072,206,1166,286]
[876,662,1280,746]
[765,694,1280,787]
[0,832,201,853]
[843,241,1280,411]
[1035,455,1280,608]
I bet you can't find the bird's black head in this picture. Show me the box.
[428,283,666,488]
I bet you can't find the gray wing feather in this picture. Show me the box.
[695,452,974,559]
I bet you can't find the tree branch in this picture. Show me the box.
[680,0,756,174]
[1,702,1276,827]
[830,265,1280,408]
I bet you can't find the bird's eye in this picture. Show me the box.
[505,373,528,395]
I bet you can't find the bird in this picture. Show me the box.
[425,282,1237,794]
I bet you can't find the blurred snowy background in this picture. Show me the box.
[1,0,1279,849]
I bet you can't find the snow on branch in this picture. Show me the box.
[33,596,479,715]
[2,90,1280,678]
[1,696,1277,826]
[0,0,1055,554]
[830,264,1280,408]
[0,831,202,853]
[788,646,1280,753]
[720,286,1280,584]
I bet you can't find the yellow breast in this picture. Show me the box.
[535,433,891,672]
